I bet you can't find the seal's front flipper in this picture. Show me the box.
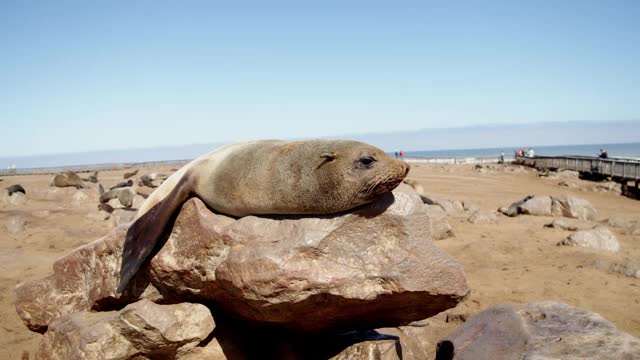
[116,175,193,294]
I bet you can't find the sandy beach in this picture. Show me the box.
[1,162,639,359]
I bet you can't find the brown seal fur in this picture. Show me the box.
[51,171,84,189]
[117,139,410,293]
[99,187,136,208]
[123,169,139,179]
[6,184,26,196]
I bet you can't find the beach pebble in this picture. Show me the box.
[557,226,619,253]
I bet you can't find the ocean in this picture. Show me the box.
[404,142,640,160]
[2,142,640,172]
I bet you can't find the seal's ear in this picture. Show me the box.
[320,152,337,160]
[317,152,338,169]
[116,173,193,294]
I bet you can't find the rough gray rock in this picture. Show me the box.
[37,299,214,360]
[466,210,497,224]
[590,259,640,279]
[543,218,589,231]
[424,205,454,240]
[601,217,640,235]
[16,184,469,333]
[518,195,553,216]
[557,226,620,253]
[110,208,136,228]
[437,301,640,360]
[330,339,401,360]
[550,195,597,220]
[499,195,596,220]
[438,199,465,214]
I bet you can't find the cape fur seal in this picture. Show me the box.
[51,171,84,189]
[123,169,139,179]
[6,184,26,196]
[82,171,99,183]
[109,179,134,190]
[117,139,410,293]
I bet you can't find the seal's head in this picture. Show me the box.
[312,140,410,210]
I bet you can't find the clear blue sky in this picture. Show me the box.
[1,0,639,156]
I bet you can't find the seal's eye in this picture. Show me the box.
[359,156,375,166]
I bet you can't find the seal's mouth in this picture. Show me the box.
[361,161,410,199]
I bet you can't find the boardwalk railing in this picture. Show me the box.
[515,155,640,182]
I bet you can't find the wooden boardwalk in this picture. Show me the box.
[516,155,640,183]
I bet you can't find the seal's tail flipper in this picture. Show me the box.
[116,174,192,294]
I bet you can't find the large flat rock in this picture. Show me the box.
[16,184,469,333]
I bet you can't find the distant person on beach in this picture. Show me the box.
[515,149,522,157]
[599,148,608,159]
[499,151,505,164]
[399,151,404,160]
[527,148,535,157]
[394,151,399,159]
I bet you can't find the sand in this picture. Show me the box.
[1,163,639,358]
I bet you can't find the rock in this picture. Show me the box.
[424,205,454,240]
[499,195,596,220]
[518,195,552,216]
[557,226,619,252]
[558,180,581,189]
[592,181,622,194]
[6,215,27,234]
[86,210,109,222]
[437,301,640,360]
[601,217,640,235]
[178,338,227,360]
[438,199,464,214]
[330,339,401,360]
[37,299,214,360]
[9,192,27,205]
[71,190,88,205]
[462,201,479,212]
[543,218,585,231]
[466,210,497,224]
[590,259,640,278]
[132,194,146,209]
[16,184,469,333]
[550,195,597,220]
[555,170,580,179]
[110,208,136,228]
